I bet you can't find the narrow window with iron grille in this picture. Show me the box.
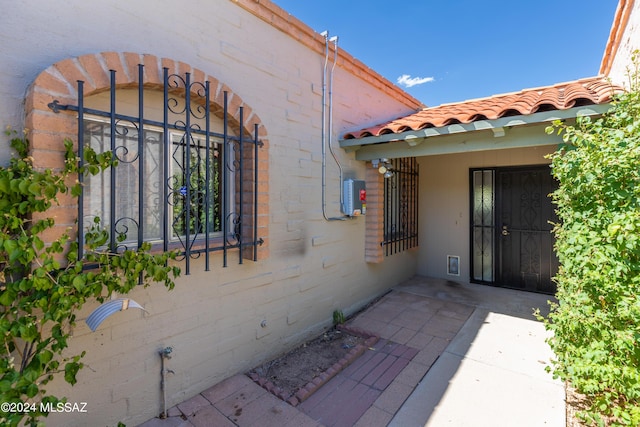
[470,169,495,282]
[49,65,263,274]
[382,157,419,255]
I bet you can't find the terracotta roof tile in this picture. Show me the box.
[342,76,624,140]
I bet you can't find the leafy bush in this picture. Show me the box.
[543,57,640,425]
[0,129,180,426]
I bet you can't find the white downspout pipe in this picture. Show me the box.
[327,35,345,214]
[321,32,348,221]
[321,31,331,220]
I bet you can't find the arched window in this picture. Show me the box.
[26,53,269,273]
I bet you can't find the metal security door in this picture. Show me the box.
[496,167,558,294]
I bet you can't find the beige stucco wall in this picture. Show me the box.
[607,0,640,87]
[417,127,556,282]
[0,1,420,426]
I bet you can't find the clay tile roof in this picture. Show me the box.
[342,76,624,140]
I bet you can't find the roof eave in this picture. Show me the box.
[339,104,611,153]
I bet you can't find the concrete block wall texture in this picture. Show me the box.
[1,1,422,425]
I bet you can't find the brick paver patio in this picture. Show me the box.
[138,287,475,427]
[297,339,418,426]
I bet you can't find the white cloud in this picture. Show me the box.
[396,74,435,88]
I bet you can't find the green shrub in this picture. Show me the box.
[0,129,180,426]
[542,55,640,426]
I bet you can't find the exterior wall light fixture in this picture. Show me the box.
[371,158,394,178]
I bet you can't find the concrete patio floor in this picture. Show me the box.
[139,276,564,426]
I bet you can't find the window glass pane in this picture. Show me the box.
[169,133,222,240]
[83,122,112,232]
[84,119,228,250]
[473,170,494,227]
[472,227,495,282]
[482,170,494,226]
[83,121,163,245]
[472,170,494,282]
[473,227,484,281]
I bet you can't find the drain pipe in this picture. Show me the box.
[327,35,346,214]
[321,32,348,221]
[159,347,174,419]
[320,30,331,220]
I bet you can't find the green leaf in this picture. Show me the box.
[22,366,40,383]
[0,176,9,193]
[44,183,58,199]
[64,362,81,385]
[19,322,38,342]
[38,350,53,365]
[0,289,14,306]
[72,275,86,291]
[8,246,23,263]
[18,179,29,194]
[71,183,82,197]
[26,383,39,398]
[28,182,41,195]
[4,239,17,253]
[0,379,13,393]
[607,224,622,237]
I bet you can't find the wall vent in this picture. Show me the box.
[447,255,460,276]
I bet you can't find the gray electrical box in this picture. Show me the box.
[342,179,366,216]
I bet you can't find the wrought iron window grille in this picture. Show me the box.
[48,65,264,274]
[382,157,419,255]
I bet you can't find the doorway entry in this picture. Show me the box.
[471,166,558,294]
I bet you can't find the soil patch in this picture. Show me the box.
[566,384,590,426]
[247,325,377,405]
[566,383,619,426]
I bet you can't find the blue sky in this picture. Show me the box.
[271,1,619,107]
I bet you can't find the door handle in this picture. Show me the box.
[502,225,510,236]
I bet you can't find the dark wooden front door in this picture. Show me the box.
[496,167,558,294]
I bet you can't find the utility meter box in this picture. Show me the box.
[343,179,366,216]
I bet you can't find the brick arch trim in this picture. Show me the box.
[24,51,269,260]
[26,51,269,150]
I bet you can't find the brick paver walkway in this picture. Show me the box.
[298,339,418,426]
[138,288,474,427]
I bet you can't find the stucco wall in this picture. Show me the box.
[417,133,556,282]
[0,1,419,426]
[607,0,640,87]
